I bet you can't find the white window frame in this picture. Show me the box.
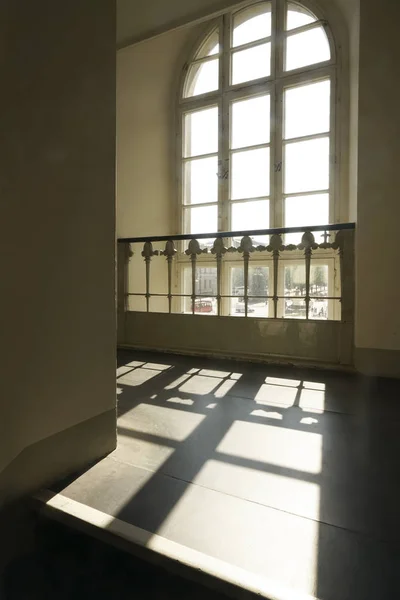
[177,0,341,233]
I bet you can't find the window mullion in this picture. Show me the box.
[273,0,285,229]
[273,84,284,229]
[220,14,231,233]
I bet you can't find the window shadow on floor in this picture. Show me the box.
[57,350,400,599]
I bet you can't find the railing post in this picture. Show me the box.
[268,234,284,319]
[211,238,227,316]
[238,236,255,317]
[117,242,133,344]
[185,239,206,315]
[141,241,158,313]
[162,240,176,314]
[298,231,318,320]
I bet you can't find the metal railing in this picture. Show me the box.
[117,223,355,322]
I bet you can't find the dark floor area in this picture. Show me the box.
[42,350,400,599]
[1,519,228,599]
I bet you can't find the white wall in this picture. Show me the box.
[0,0,116,500]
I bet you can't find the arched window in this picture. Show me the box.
[178,1,337,240]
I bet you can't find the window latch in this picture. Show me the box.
[274,161,282,172]
[217,166,229,180]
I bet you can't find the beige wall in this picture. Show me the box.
[355,0,400,358]
[117,24,204,240]
[0,0,116,502]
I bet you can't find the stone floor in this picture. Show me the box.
[50,350,400,600]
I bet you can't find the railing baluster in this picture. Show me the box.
[161,240,176,314]
[298,231,318,320]
[141,241,158,313]
[211,238,227,316]
[238,236,255,317]
[267,234,284,319]
[185,239,206,315]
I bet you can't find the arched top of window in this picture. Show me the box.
[182,0,333,99]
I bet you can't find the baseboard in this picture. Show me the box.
[0,409,116,508]
[118,343,356,374]
[355,347,400,379]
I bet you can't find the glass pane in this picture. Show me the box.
[184,156,218,204]
[286,3,317,30]
[197,267,218,296]
[285,194,329,244]
[183,267,218,314]
[196,28,219,58]
[248,299,269,317]
[284,80,330,139]
[310,264,328,296]
[284,265,306,318]
[284,137,329,194]
[231,95,270,149]
[285,27,330,71]
[184,59,219,97]
[310,264,328,319]
[232,43,271,85]
[230,267,269,316]
[184,107,218,157]
[233,4,272,47]
[231,148,270,199]
[231,200,269,242]
[188,204,218,235]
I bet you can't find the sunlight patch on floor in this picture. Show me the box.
[216,421,322,474]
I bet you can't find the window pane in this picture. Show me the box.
[230,266,270,317]
[188,204,218,235]
[284,137,329,194]
[310,265,328,296]
[231,95,270,149]
[310,265,328,319]
[233,4,272,47]
[183,267,218,314]
[196,28,219,58]
[196,267,218,296]
[284,265,306,318]
[184,107,218,157]
[284,264,330,319]
[231,200,269,238]
[284,80,330,139]
[231,148,270,199]
[184,156,218,204]
[285,194,329,244]
[285,26,330,71]
[286,3,317,30]
[232,43,271,85]
[184,59,219,97]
